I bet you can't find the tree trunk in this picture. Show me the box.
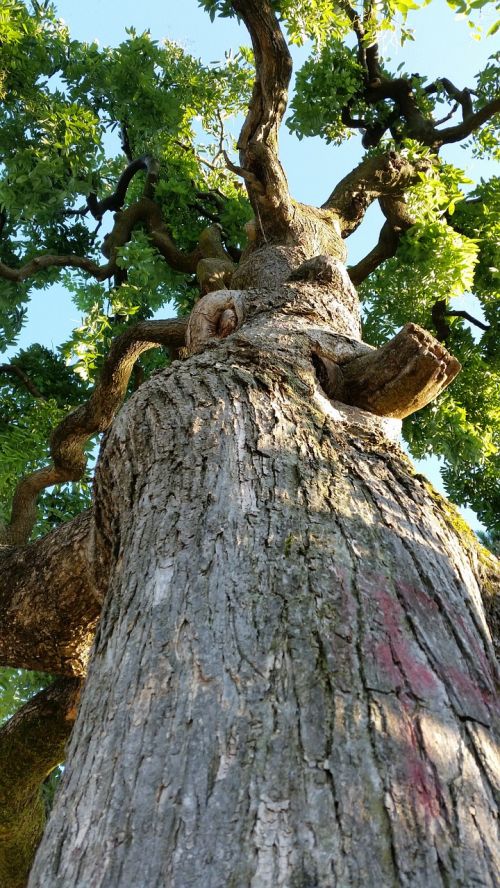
[28,262,499,887]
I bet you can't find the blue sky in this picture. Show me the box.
[7,0,498,529]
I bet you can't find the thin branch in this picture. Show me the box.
[445,309,490,331]
[0,364,44,399]
[1,318,188,547]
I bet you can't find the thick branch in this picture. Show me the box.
[324,153,428,236]
[0,510,99,675]
[2,318,188,547]
[340,323,461,417]
[315,324,461,418]
[0,678,81,888]
[229,0,294,239]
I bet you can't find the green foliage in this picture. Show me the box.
[288,41,364,144]
[361,163,499,531]
[0,668,54,725]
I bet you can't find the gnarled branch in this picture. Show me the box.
[324,153,428,236]
[2,318,188,547]
[87,155,159,220]
[229,0,294,240]
[314,323,461,419]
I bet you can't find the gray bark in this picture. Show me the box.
[29,261,499,887]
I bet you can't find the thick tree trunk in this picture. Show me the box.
[29,266,499,887]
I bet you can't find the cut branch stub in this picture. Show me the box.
[314,324,461,419]
[186,290,246,354]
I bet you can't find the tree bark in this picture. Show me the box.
[28,264,499,887]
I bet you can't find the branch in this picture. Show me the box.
[0,678,81,888]
[446,310,490,331]
[1,318,188,547]
[86,155,159,220]
[229,0,295,239]
[348,195,415,284]
[315,323,461,418]
[0,510,99,675]
[435,96,500,145]
[0,253,115,284]
[323,152,428,236]
[0,365,44,399]
[0,198,230,287]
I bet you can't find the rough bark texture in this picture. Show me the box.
[29,263,499,888]
[0,510,99,676]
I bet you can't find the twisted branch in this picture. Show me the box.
[86,155,159,220]
[349,194,415,284]
[1,318,187,547]
[228,0,294,239]
[323,153,428,236]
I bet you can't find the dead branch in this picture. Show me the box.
[340,323,461,417]
[0,678,81,888]
[1,318,188,547]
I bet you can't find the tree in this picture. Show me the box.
[0,0,499,884]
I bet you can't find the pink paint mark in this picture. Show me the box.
[406,758,442,820]
[370,581,440,702]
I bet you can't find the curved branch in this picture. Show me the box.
[323,153,428,236]
[0,365,43,399]
[349,194,415,284]
[0,678,81,888]
[0,198,230,287]
[0,253,115,284]
[87,155,159,220]
[1,318,188,547]
[349,219,399,285]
